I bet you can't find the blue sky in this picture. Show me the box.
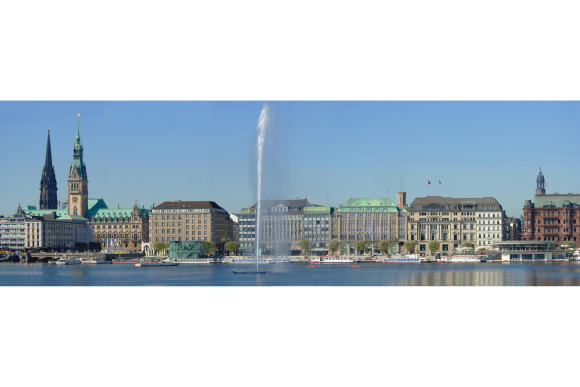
[0,101,579,218]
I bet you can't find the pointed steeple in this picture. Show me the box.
[45,127,53,167]
[536,165,546,196]
[40,127,58,209]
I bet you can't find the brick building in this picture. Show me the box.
[523,168,580,246]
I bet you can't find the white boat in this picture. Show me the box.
[81,257,109,264]
[311,257,355,263]
[135,260,179,267]
[439,247,486,263]
[55,257,82,265]
[172,258,216,264]
[386,255,426,263]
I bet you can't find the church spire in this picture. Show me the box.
[536,165,546,196]
[39,127,58,209]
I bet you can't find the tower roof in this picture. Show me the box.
[40,127,58,209]
[44,128,53,168]
[69,114,87,179]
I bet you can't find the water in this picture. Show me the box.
[3,261,580,286]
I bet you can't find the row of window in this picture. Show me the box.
[155,236,208,242]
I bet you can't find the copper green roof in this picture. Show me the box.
[337,198,401,213]
[91,207,149,221]
[240,208,256,214]
[532,194,580,208]
[58,214,89,221]
[303,206,332,213]
[24,198,149,221]
[24,209,68,217]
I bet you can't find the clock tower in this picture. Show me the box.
[68,114,89,218]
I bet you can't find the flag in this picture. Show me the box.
[439,180,441,184]
[428,180,431,185]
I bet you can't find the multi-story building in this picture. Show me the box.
[23,117,149,253]
[238,199,312,256]
[149,201,235,252]
[475,199,505,248]
[0,209,92,250]
[407,196,505,255]
[523,168,580,246]
[505,217,522,241]
[331,196,408,254]
[303,206,334,255]
[0,215,26,250]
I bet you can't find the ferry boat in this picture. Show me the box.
[172,257,216,264]
[311,257,355,263]
[135,260,179,267]
[438,247,486,263]
[55,257,82,265]
[386,254,427,263]
[81,257,109,264]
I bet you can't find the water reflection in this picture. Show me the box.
[5,262,580,286]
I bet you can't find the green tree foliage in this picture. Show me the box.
[328,241,340,255]
[204,241,216,256]
[404,240,417,254]
[462,242,474,248]
[153,242,168,253]
[428,241,440,254]
[356,241,367,255]
[225,241,241,256]
[300,239,311,255]
[562,241,576,249]
[378,240,391,254]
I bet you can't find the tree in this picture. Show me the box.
[562,241,576,250]
[153,242,168,254]
[404,240,416,254]
[462,242,474,248]
[356,241,367,255]
[378,240,391,255]
[225,241,240,256]
[75,242,88,252]
[204,241,216,256]
[428,241,440,255]
[300,239,311,256]
[328,241,340,256]
[88,241,101,252]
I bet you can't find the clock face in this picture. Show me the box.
[72,197,78,203]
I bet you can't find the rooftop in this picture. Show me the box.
[409,196,502,211]
[154,200,226,211]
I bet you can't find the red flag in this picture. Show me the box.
[428,180,431,185]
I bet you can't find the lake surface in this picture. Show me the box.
[3,261,580,285]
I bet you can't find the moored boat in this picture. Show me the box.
[438,247,487,263]
[386,254,427,263]
[55,256,82,265]
[81,257,110,264]
[135,261,179,267]
[172,257,216,264]
[312,257,355,263]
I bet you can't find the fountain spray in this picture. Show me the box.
[255,103,270,271]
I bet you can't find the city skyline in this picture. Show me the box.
[1,101,579,217]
